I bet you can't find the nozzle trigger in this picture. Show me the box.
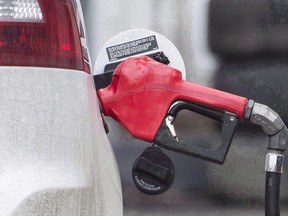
[165,116,179,142]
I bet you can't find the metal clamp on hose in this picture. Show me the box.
[265,153,284,216]
[265,153,285,174]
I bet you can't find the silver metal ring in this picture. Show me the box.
[265,153,285,173]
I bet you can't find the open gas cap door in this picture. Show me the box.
[94,29,186,90]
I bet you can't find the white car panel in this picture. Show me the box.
[0,67,122,215]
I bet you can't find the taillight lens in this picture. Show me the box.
[0,0,85,71]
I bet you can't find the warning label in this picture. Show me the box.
[106,35,159,61]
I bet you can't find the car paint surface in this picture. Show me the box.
[0,0,123,215]
[0,67,122,215]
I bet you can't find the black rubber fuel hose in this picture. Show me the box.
[265,172,281,216]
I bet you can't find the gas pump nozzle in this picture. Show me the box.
[97,56,247,164]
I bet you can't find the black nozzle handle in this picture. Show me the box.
[154,101,238,164]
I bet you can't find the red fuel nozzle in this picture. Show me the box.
[97,56,248,143]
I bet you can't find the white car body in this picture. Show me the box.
[0,1,123,215]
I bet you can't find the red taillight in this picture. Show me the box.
[0,0,87,72]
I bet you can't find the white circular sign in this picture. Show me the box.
[94,29,186,80]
